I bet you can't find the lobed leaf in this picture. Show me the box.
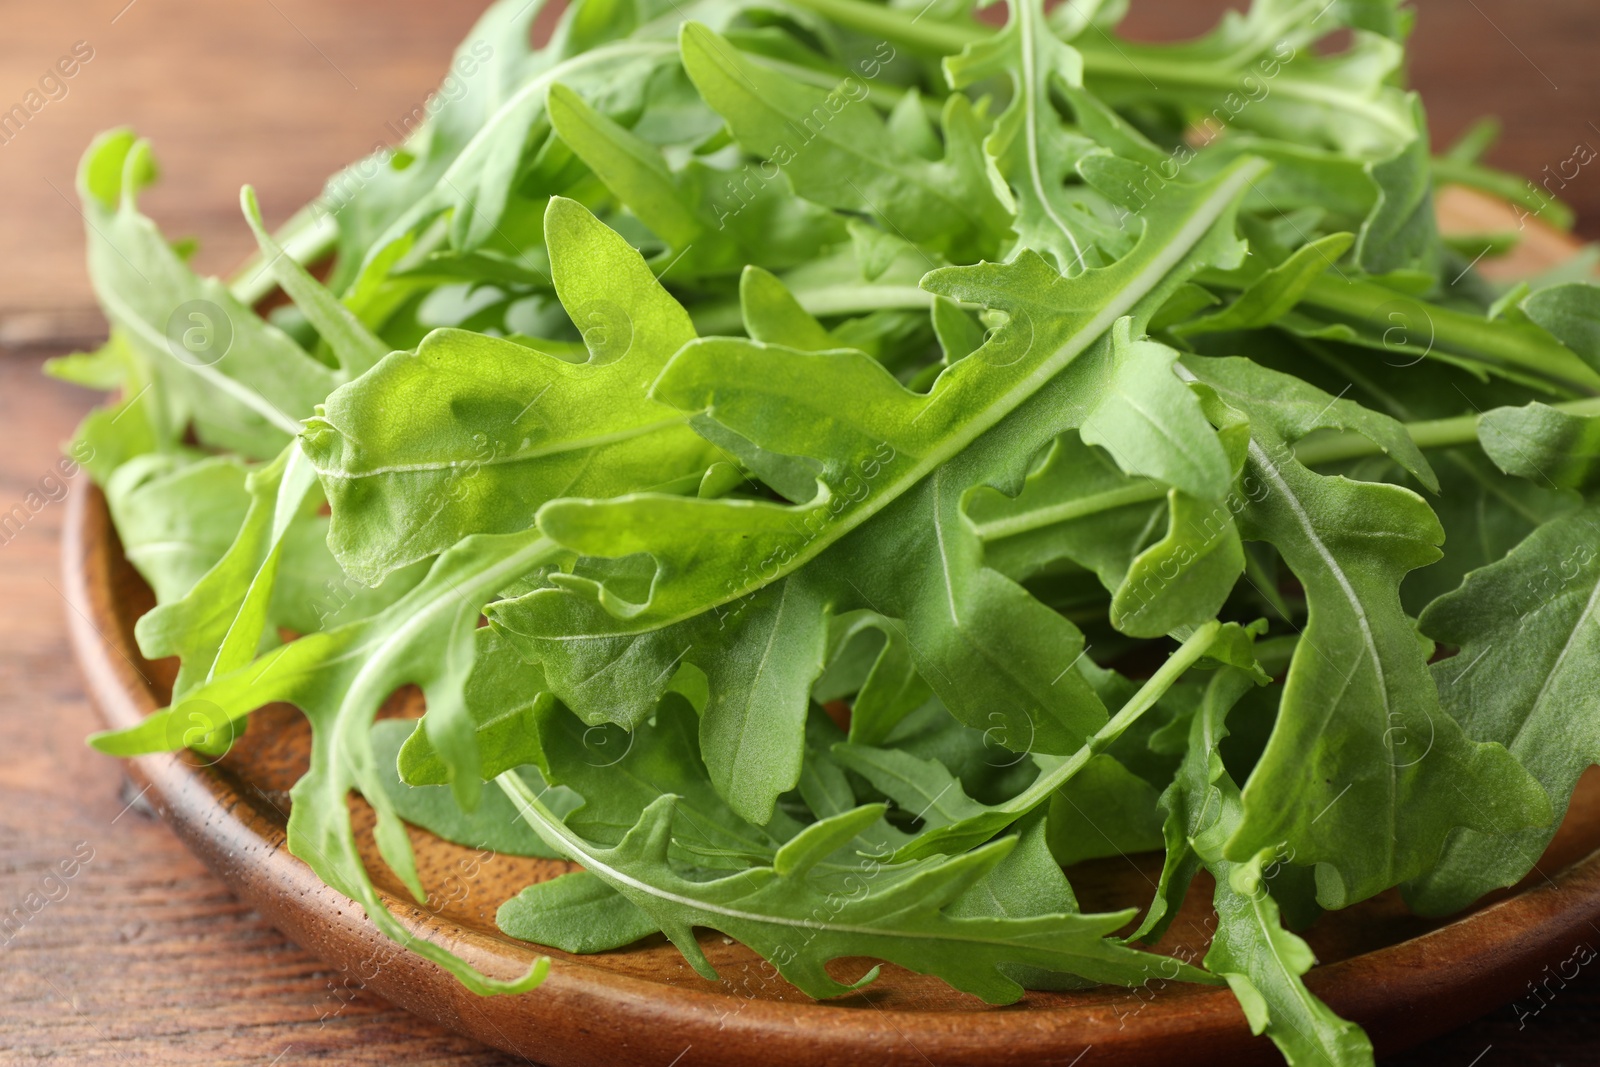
[1407,504,1600,914]
[1186,355,1549,908]
[302,197,720,583]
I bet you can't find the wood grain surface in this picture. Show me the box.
[4,2,1600,1064]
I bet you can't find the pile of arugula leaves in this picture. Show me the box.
[68,0,1600,1062]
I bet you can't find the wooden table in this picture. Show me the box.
[2,2,1597,1063]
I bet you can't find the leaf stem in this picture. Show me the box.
[778,0,988,54]
[1294,274,1600,396]
[230,205,340,308]
[1432,156,1575,231]
[976,397,1600,546]
[1054,619,1223,779]
[749,52,938,114]
[893,620,1222,861]
[972,482,1169,542]
[497,769,592,859]
[1297,396,1600,465]
[688,283,937,335]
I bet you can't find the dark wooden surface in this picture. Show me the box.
[3,1,1599,1064]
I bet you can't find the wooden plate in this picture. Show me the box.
[62,188,1600,1066]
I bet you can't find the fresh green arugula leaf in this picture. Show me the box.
[78,131,339,457]
[816,609,933,746]
[46,332,165,483]
[1184,355,1549,908]
[104,453,252,603]
[831,742,990,829]
[947,812,1100,992]
[969,430,1167,590]
[546,83,847,276]
[1523,283,1600,372]
[943,0,1140,273]
[1142,665,1377,1066]
[132,443,315,697]
[1177,233,1355,337]
[498,871,660,953]
[354,23,679,278]
[679,22,1010,261]
[318,0,553,289]
[373,719,578,859]
[1478,400,1600,491]
[1045,754,1166,866]
[536,695,805,869]
[302,198,719,583]
[498,775,1218,1003]
[397,628,553,786]
[497,569,829,825]
[1407,504,1600,914]
[895,619,1237,859]
[1263,273,1600,396]
[740,266,839,351]
[241,187,389,377]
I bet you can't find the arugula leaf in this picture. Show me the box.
[396,627,554,789]
[548,696,807,868]
[679,22,1010,261]
[943,0,1142,272]
[1081,0,1437,276]
[373,719,577,859]
[496,570,830,825]
[1210,844,1374,1067]
[103,453,254,604]
[946,812,1102,992]
[894,619,1237,859]
[78,131,338,457]
[498,775,1218,1003]
[1354,98,1439,277]
[815,609,933,746]
[546,83,847,276]
[302,197,719,583]
[1402,447,1578,614]
[1184,355,1550,908]
[351,17,680,279]
[1044,754,1166,866]
[1274,338,1588,613]
[740,266,840,351]
[831,742,990,829]
[241,187,389,378]
[45,332,164,483]
[1523,283,1600,372]
[498,871,660,954]
[318,0,552,289]
[131,444,315,697]
[1406,500,1600,914]
[1478,400,1600,491]
[969,430,1167,590]
[1203,675,1376,1067]
[974,448,1242,644]
[1258,273,1600,396]
[1140,666,1377,1065]
[1176,233,1355,337]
